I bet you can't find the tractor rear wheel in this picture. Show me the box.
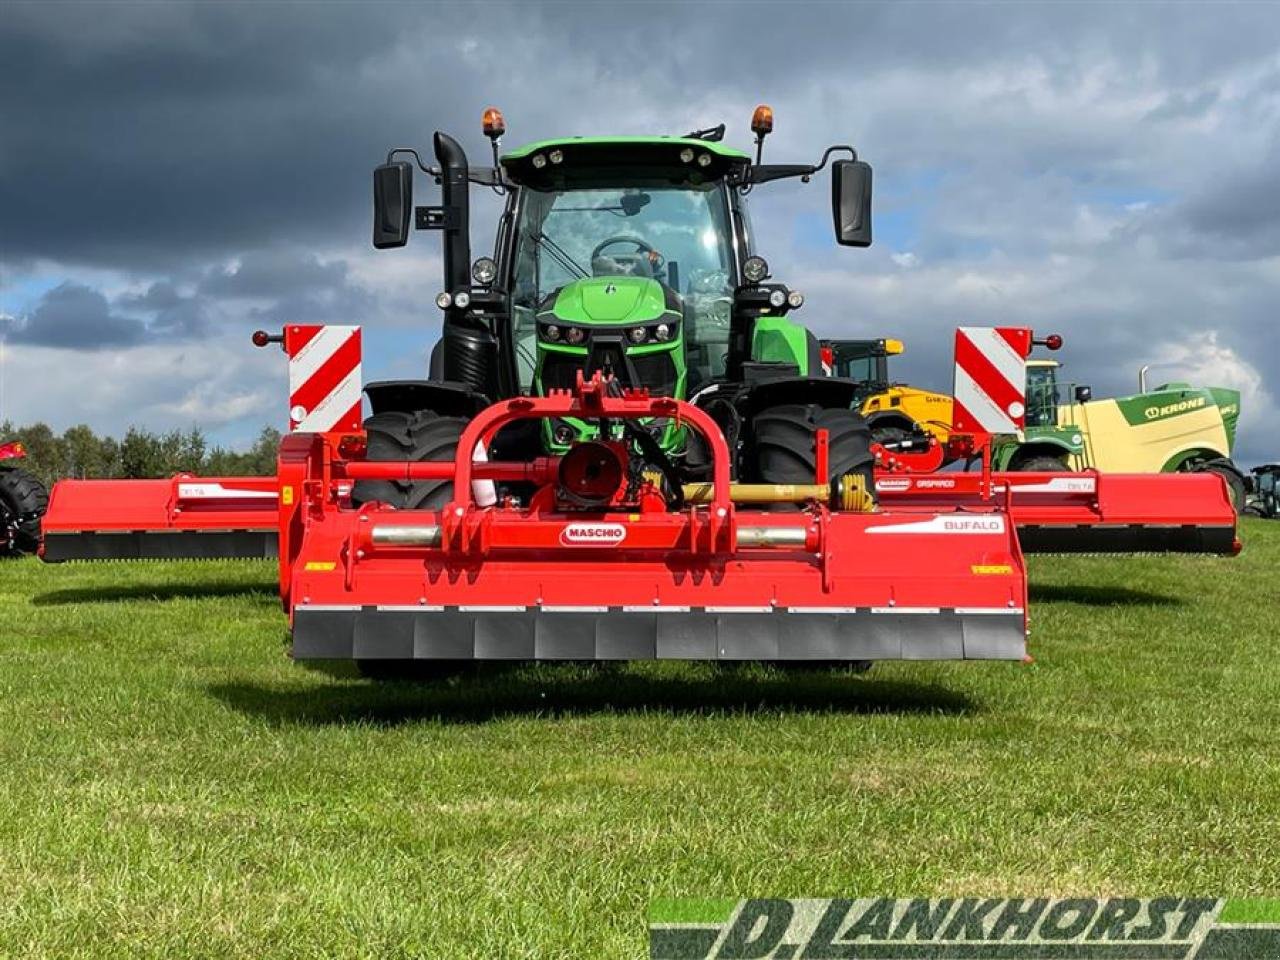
[352,409,466,510]
[749,404,875,502]
[1010,454,1067,472]
[0,467,48,556]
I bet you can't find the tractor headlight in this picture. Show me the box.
[471,257,498,285]
[742,256,769,284]
[786,290,804,309]
[543,324,561,342]
[453,291,471,309]
[654,322,672,342]
[565,327,585,345]
[549,149,564,165]
[552,421,576,445]
[531,153,547,169]
[768,289,787,309]
[435,291,453,310]
[679,147,695,164]
[697,152,712,168]
[629,326,648,344]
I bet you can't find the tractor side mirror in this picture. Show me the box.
[373,161,413,249]
[832,159,873,247]
[1075,385,1093,403]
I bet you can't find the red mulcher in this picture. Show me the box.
[38,109,1239,669]
[39,321,1237,666]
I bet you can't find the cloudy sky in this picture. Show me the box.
[2,1,1278,464]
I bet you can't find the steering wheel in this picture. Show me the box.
[591,236,665,273]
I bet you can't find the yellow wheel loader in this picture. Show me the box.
[821,338,954,448]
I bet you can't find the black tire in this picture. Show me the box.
[870,424,910,449]
[0,467,48,556]
[1010,454,1067,472]
[1199,462,1247,513]
[749,403,875,502]
[351,410,466,510]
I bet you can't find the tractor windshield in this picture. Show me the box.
[509,181,737,390]
[1025,365,1060,427]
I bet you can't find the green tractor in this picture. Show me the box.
[360,109,877,510]
[1245,464,1279,518]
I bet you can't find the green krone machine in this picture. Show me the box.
[995,357,1248,509]
[359,108,877,511]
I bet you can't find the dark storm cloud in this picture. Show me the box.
[200,248,354,300]
[4,281,146,347]
[5,1,1278,272]
[1,2,467,271]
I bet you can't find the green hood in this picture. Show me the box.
[543,276,672,325]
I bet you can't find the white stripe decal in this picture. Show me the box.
[707,606,774,614]
[871,607,942,614]
[866,515,1007,535]
[295,365,362,433]
[961,326,1024,395]
[955,607,1023,615]
[787,607,862,614]
[955,365,1018,434]
[621,605,693,613]
[459,605,528,612]
[289,326,357,394]
[176,482,277,500]
[540,606,610,613]
[997,477,1097,494]
[376,605,445,612]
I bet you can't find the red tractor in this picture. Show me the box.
[0,441,48,556]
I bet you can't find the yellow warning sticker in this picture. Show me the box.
[281,485,294,505]
[303,561,336,572]
[971,564,1013,575]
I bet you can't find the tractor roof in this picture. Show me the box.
[501,136,749,186]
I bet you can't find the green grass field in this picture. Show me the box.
[1,520,1277,958]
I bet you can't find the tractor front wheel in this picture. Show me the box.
[1010,454,1067,472]
[749,404,875,503]
[352,409,466,510]
[0,467,48,556]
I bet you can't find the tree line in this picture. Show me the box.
[1,421,282,486]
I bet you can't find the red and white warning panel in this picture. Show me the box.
[284,325,363,433]
[951,326,1032,437]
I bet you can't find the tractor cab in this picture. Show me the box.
[499,139,748,417]
[1024,359,1062,428]
[821,338,903,401]
[497,138,752,451]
